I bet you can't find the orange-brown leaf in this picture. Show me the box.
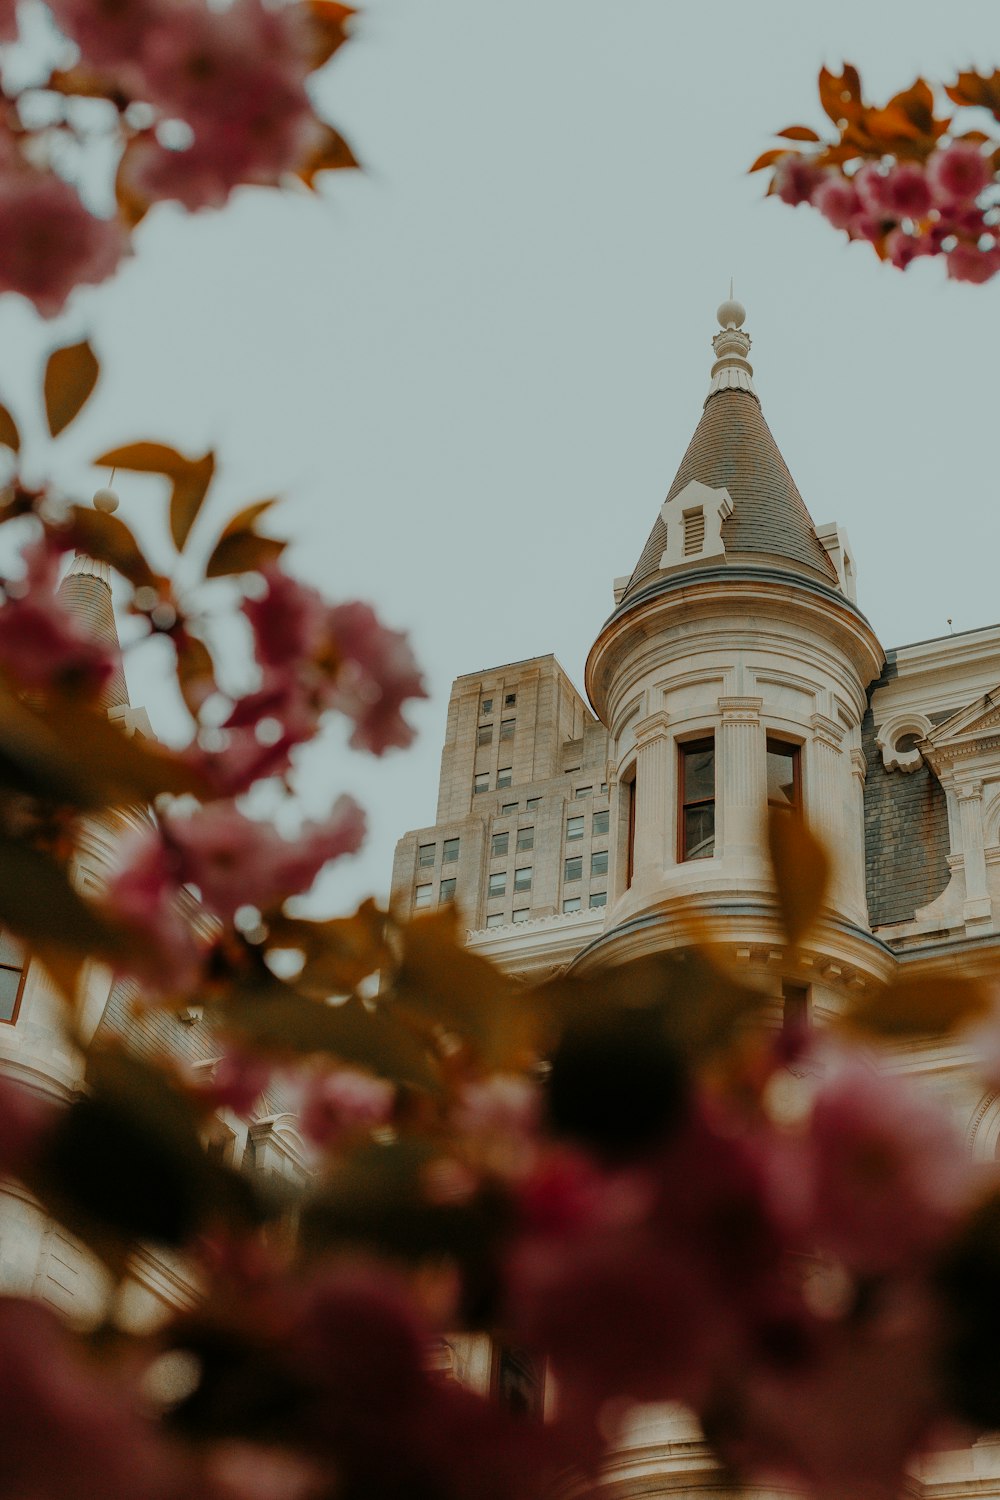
[777,125,822,142]
[65,505,159,591]
[175,633,217,719]
[95,440,186,475]
[843,974,992,1039]
[305,0,355,68]
[205,499,284,579]
[45,340,100,438]
[115,138,152,230]
[268,900,388,998]
[946,69,1000,121]
[749,147,792,173]
[169,451,215,552]
[0,401,20,454]
[297,124,360,186]
[767,810,830,946]
[819,64,864,127]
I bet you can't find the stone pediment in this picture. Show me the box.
[922,687,1000,773]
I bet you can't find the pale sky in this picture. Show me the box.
[2,1,998,912]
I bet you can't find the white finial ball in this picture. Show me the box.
[93,487,119,513]
[717,298,746,330]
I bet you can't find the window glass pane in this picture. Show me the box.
[562,898,582,913]
[589,891,607,909]
[500,719,515,740]
[684,805,715,860]
[491,832,509,857]
[474,773,489,793]
[501,802,518,815]
[767,743,798,807]
[415,884,432,908]
[514,867,532,892]
[600,782,608,794]
[439,878,456,904]
[0,965,20,1022]
[591,850,608,876]
[418,843,435,867]
[486,913,504,928]
[516,827,534,851]
[593,810,609,836]
[526,797,542,810]
[488,872,507,896]
[497,768,513,789]
[0,931,23,968]
[566,816,584,841]
[481,698,493,715]
[443,838,459,862]
[683,743,714,803]
[576,786,592,798]
[512,908,529,924]
[477,725,493,746]
[505,693,516,707]
[564,856,582,882]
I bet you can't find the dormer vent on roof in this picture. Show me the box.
[616,300,838,608]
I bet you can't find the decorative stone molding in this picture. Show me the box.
[633,709,671,747]
[850,748,867,783]
[810,712,845,751]
[718,694,763,724]
[658,480,733,571]
[875,710,932,773]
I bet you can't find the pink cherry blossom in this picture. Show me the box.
[0,531,118,695]
[48,0,169,72]
[803,1062,971,1275]
[453,1073,541,1177]
[812,174,861,231]
[137,0,318,207]
[886,227,934,270]
[0,1075,57,1178]
[0,0,18,42]
[327,601,426,754]
[100,825,206,996]
[243,566,329,672]
[946,241,1000,284]
[854,162,892,216]
[881,161,934,219]
[927,141,993,207]
[774,156,824,207]
[299,1068,395,1147]
[0,169,124,316]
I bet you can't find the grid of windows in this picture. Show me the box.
[500,719,515,741]
[563,897,582,913]
[492,832,509,857]
[439,878,456,904]
[516,826,534,852]
[415,884,432,908]
[443,838,460,863]
[497,767,513,788]
[593,810,609,836]
[488,872,507,897]
[591,850,609,877]
[418,843,435,867]
[514,867,532,892]
[564,856,583,882]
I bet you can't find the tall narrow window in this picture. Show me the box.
[497,767,513,789]
[418,843,435,867]
[624,768,636,888]
[500,719,515,741]
[566,815,584,841]
[488,872,507,897]
[782,981,810,1031]
[473,773,489,795]
[443,837,460,863]
[516,826,534,852]
[477,724,493,746]
[0,932,25,1024]
[593,809,609,836]
[439,878,457,905]
[767,739,801,813]
[679,738,715,861]
[414,884,433,908]
[491,832,509,857]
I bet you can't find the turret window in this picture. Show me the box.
[679,738,715,860]
[766,739,801,813]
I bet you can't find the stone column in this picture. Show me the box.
[957,779,992,925]
[632,710,671,883]
[717,697,764,864]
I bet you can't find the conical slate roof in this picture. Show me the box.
[619,303,837,605]
[58,535,130,716]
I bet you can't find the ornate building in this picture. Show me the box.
[391,302,1000,1495]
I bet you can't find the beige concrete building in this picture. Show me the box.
[391,301,1000,1496]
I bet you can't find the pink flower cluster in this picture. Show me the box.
[508,1049,978,1496]
[198,565,425,795]
[0,0,348,314]
[102,794,365,995]
[0,529,118,696]
[776,140,1000,283]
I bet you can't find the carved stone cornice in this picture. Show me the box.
[850,748,867,783]
[810,712,845,751]
[633,709,671,748]
[957,780,985,803]
[718,695,763,725]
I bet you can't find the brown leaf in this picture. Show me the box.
[842,974,992,1039]
[93,442,215,552]
[64,505,159,591]
[749,147,792,173]
[304,0,355,68]
[767,808,830,946]
[267,899,388,998]
[205,499,284,579]
[818,64,864,127]
[0,402,20,454]
[0,838,135,968]
[777,125,822,142]
[946,69,1000,122]
[114,137,153,230]
[175,632,217,719]
[45,341,100,438]
[297,125,360,187]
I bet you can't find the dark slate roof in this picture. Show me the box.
[861,660,951,928]
[621,388,838,603]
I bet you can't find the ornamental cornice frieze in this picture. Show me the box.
[810,712,845,750]
[633,709,671,746]
[718,695,763,725]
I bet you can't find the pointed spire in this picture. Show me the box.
[707,296,756,401]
